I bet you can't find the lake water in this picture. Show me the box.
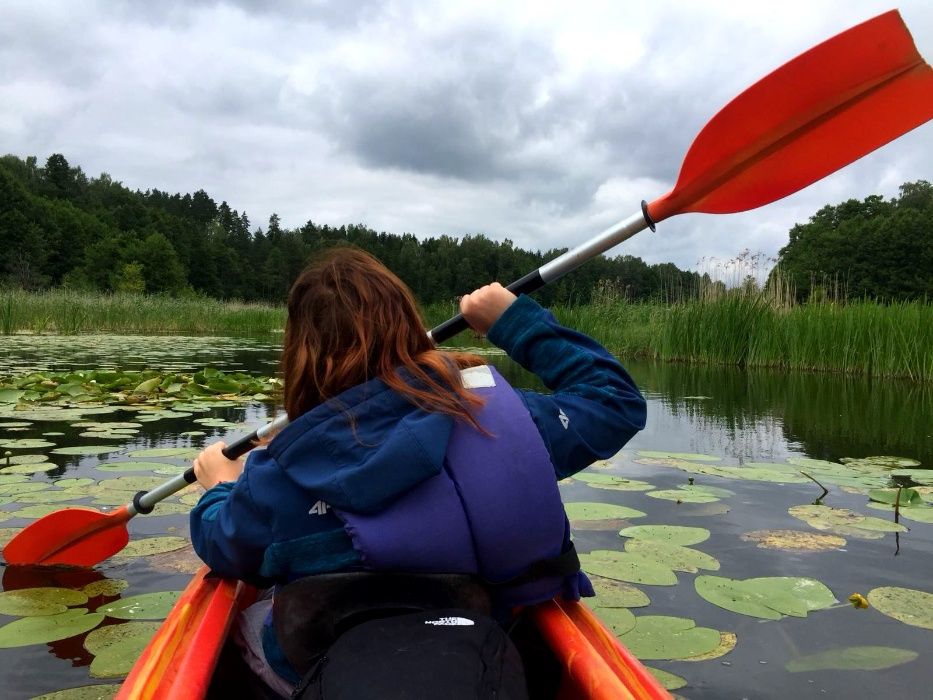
[0,335,930,699]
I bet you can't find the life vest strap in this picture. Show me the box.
[484,542,581,588]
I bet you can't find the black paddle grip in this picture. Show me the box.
[429,271,544,344]
[223,434,256,460]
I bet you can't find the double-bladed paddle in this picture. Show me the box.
[4,9,931,567]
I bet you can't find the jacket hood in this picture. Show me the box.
[266,376,454,515]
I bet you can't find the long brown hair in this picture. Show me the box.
[282,247,485,427]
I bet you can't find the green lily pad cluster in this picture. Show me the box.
[580,526,717,587]
[635,454,810,485]
[0,367,281,407]
[0,582,180,674]
[695,575,837,620]
[634,451,929,493]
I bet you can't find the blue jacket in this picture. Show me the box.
[190,295,647,586]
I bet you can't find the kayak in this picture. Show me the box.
[116,565,671,700]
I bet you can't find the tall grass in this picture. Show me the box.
[1,289,284,336]
[5,288,931,381]
[549,296,932,382]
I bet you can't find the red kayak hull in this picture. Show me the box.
[117,566,670,699]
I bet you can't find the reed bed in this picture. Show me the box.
[1,289,284,336]
[5,289,930,381]
[550,297,932,382]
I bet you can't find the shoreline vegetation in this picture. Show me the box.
[3,288,930,383]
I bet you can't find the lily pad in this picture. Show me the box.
[787,457,841,469]
[645,489,720,504]
[741,530,847,552]
[0,462,57,474]
[4,454,49,465]
[564,502,646,522]
[868,488,924,507]
[115,536,189,558]
[867,587,933,630]
[788,505,907,536]
[142,545,204,575]
[574,473,655,491]
[695,575,836,620]
[0,608,104,647]
[28,684,121,700]
[0,527,22,548]
[587,576,650,608]
[99,591,180,620]
[178,492,203,506]
[55,478,96,488]
[616,615,722,660]
[0,587,88,616]
[619,525,710,546]
[0,439,56,449]
[0,482,50,495]
[96,461,173,473]
[580,550,678,586]
[13,504,64,518]
[128,448,199,459]
[681,631,737,662]
[82,580,130,598]
[866,502,933,523]
[85,621,162,678]
[623,539,720,573]
[51,446,125,456]
[645,667,687,690]
[593,606,637,636]
[786,646,918,672]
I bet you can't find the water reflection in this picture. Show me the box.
[628,361,931,468]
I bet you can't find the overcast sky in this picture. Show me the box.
[2,0,931,279]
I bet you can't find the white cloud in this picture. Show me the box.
[1,0,930,274]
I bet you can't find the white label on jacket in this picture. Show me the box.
[558,408,570,429]
[424,616,476,626]
[308,500,330,515]
[460,365,496,389]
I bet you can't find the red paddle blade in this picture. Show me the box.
[648,10,933,222]
[3,507,131,567]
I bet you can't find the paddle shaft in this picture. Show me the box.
[220,204,655,461]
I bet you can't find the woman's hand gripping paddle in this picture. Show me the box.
[4,9,931,567]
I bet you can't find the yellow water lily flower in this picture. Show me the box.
[848,593,870,609]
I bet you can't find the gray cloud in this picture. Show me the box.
[1,0,930,273]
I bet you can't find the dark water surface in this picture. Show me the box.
[0,336,930,699]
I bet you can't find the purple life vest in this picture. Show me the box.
[334,366,592,607]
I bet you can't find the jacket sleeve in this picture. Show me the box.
[486,294,646,479]
[189,449,276,585]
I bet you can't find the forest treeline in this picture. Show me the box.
[0,153,706,304]
[775,180,932,301]
[1,153,930,304]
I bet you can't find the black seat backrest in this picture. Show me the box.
[273,572,493,675]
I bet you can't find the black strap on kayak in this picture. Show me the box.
[484,542,581,588]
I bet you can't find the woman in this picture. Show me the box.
[191,247,646,695]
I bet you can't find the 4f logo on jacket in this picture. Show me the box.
[558,408,570,429]
[308,500,330,516]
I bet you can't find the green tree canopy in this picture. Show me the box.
[775,182,932,301]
